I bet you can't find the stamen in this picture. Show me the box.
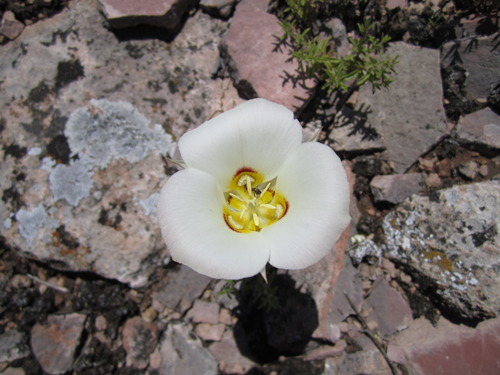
[246,178,252,195]
[275,204,284,219]
[252,213,260,227]
[240,208,247,219]
[260,182,271,196]
[260,204,276,210]
[227,215,243,230]
[229,193,244,202]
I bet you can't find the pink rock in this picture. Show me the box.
[365,278,413,337]
[386,0,408,9]
[31,314,86,375]
[370,173,424,205]
[221,0,315,112]
[194,323,226,342]
[190,300,220,324]
[389,317,500,375]
[98,0,197,29]
[208,331,255,373]
[122,317,159,369]
[0,11,25,40]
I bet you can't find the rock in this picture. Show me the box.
[324,335,392,375]
[190,300,220,324]
[151,265,211,314]
[442,34,500,102]
[457,160,480,179]
[358,42,448,173]
[0,0,240,287]
[456,107,500,156]
[200,0,236,19]
[221,0,315,112]
[365,278,413,337]
[383,181,500,321]
[98,0,198,30]
[327,105,385,156]
[370,173,424,205]
[194,323,226,342]
[348,239,382,266]
[208,330,255,374]
[0,368,25,375]
[388,317,500,375]
[31,313,86,375]
[158,322,218,375]
[122,317,158,369]
[0,11,25,40]
[0,330,29,362]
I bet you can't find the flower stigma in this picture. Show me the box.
[223,168,288,233]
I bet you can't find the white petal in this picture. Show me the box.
[264,142,351,269]
[157,168,270,279]
[179,98,303,185]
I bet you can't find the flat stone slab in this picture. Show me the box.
[221,0,315,112]
[383,181,500,321]
[358,42,448,173]
[370,173,425,205]
[389,317,500,375]
[0,0,240,287]
[98,0,198,29]
[442,34,500,101]
[456,107,500,156]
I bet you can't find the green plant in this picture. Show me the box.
[279,0,398,94]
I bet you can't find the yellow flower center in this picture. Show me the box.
[223,168,288,233]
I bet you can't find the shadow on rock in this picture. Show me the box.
[233,270,318,364]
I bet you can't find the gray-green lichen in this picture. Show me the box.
[15,205,59,246]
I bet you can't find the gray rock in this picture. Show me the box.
[221,0,315,112]
[0,11,24,40]
[442,34,500,102]
[98,0,198,30]
[31,314,86,375]
[0,330,29,363]
[200,0,236,19]
[358,42,448,173]
[0,0,241,287]
[159,322,218,375]
[365,279,413,337]
[151,265,211,314]
[370,173,425,205]
[327,105,385,156]
[208,330,255,374]
[383,181,500,320]
[456,107,500,156]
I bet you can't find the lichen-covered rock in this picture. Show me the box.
[0,0,241,287]
[383,181,500,321]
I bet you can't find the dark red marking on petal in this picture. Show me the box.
[223,214,240,232]
[233,166,256,178]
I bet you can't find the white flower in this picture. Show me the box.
[157,98,350,280]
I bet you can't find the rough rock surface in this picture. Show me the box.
[0,330,29,362]
[158,322,218,375]
[456,107,500,156]
[389,317,500,375]
[221,0,315,112]
[358,42,448,173]
[442,34,500,102]
[383,181,500,320]
[122,316,159,369]
[30,313,86,375]
[0,11,25,40]
[98,0,198,29]
[370,173,425,205]
[0,0,240,287]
